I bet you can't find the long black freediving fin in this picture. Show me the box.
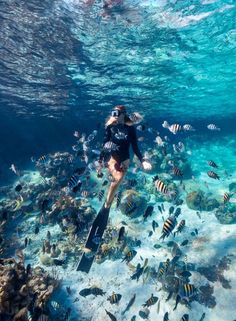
[76,205,110,273]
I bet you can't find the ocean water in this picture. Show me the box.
[0,1,236,321]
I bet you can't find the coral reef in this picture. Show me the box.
[197,256,232,289]
[196,284,216,308]
[0,255,59,319]
[215,204,236,224]
[186,190,219,211]
[119,189,147,218]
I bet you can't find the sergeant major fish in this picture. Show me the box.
[207,160,218,168]
[154,179,168,194]
[173,166,183,177]
[67,174,82,192]
[162,121,182,134]
[174,284,197,310]
[125,200,137,216]
[207,171,220,180]
[116,191,122,209]
[107,292,122,304]
[98,190,105,201]
[183,124,195,131]
[142,294,158,307]
[223,192,230,203]
[160,216,177,240]
[207,124,220,131]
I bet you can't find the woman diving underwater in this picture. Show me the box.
[97,105,152,209]
[77,105,152,272]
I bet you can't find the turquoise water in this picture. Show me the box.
[0,1,236,321]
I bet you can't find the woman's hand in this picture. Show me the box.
[142,160,152,171]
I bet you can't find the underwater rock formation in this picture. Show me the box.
[186,191,205,210]
[0,256,59,319]
[197,256,232,289]
[229,182,236,193]
[215,204,236,224]
[119,189,147,218]
[196,284,216,308]
[186,190,219,211]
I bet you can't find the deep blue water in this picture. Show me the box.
[1,2,236,320]
[0,0,236,180]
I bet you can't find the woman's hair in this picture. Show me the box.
[105,105,133,127]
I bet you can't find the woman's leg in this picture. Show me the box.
[105,158,129,208]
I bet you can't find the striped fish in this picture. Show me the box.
[223,192,230,203]
[125,200,137,216]
[163,258,170,272]
[169,124,182,134]
[157,267,165,279]
[207,160,218,168]
[207,124,220,131]
[207,171,220,180]
[107,292,122,304]
[68,174,81,189]
[179,284,197,298]
[98,190,105,201]
[50,300,60,310]
[155,180,168,194]
[173,166,183,177]
[38,155,47,163]
[181,314,189,321]
[116,191,122,209]
[81,190,89,198]
[142,294,158,307]
[129,112,143,124]
[183,124,195,131]
[174,220,185,236]
[160,216,177,240]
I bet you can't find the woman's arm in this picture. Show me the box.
[99,125,112,162]
[130,126,143,162]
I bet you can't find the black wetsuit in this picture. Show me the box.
[99,123,143,164]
